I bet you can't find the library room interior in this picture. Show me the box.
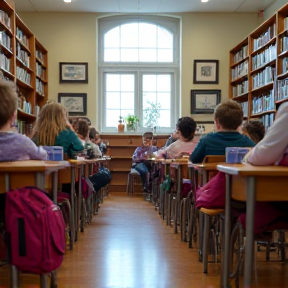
[1,0,288,287]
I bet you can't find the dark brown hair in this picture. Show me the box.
[214,99,243,130]
[77,119,89,139]
[176,116,196,141]
[242,121,265,144]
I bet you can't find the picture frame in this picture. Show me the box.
[59,62,88,83]
[58,93,87,116]
[193,59,219,84]
[191,89,221,114]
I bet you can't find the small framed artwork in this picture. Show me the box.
[59,62,88,83]
[191,89,221,114]
[58,93,87,116]
[193,59,219,84]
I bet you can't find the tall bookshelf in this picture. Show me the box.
[0,0,48,136]
[229,8,288,131]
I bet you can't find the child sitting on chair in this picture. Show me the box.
[31,102,84,159]
[0,80,47,161]
[132,132,158,192]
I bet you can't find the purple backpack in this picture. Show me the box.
[5,186,66,274]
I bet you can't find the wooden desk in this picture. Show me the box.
[217,163,288,288]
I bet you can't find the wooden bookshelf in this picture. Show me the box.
[0,0,48,135]
[229,11,282,131]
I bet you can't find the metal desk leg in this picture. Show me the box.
[79,165,84,233]
[70,167,76,242]
[223,174,232,288]
[174,166,182,234]
[10,265,19,288]
[52,171,58,204]
[244,176,256,288]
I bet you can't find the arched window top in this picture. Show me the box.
[104,22,174,62]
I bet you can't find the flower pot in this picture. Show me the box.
[126,123,136,131]
[118,123,124,132]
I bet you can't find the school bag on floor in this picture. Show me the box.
[5,186,66,274]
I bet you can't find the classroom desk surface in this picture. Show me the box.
[0,160,69,172]
[217,163,288,288]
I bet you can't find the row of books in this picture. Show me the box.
[0,10,11,29]
[231,60,248,80]
[16,27,29,48]
[252,66,274,89]
[252,44,276,70]
[279,35,288,53]
[284,16,288,31]
[253,23,276,52]
[232,80,248,97]
[16,42,30,68]
[36,50,44,63]
[36,62,44,78]
[36,79,44,96]
[16,66,31,85]
[241,101,248,117]
[0,31,11,51]
[251,90,275,114]
[260,113,274,131]
[17,120,33,136]
[233,45,248,64]
[0,53,10,72]
[281,57,288,75]
[276,78,288,101]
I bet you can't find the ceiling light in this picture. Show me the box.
[201,0,209,2]
[64,0,71,2]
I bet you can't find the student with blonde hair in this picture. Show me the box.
[0,80,47,161]
[31,102,84,158]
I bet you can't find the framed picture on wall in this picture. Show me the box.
[59,62,88,83]
[191,89,221,114]
[58,93,87,116]
[193,60,219,84]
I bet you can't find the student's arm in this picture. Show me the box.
[93,143,102,157]
[68,129,84,151]
[190,137,206,163]
[247,107,288,165]
[132,147,140,162]
[22,135,47,160]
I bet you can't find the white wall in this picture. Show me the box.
[19,12,260,128]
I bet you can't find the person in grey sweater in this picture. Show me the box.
[0,80,47,162]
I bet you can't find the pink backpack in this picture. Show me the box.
[195,172,226,209]
[5,186,66,274]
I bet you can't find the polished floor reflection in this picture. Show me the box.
[0,192,288,288]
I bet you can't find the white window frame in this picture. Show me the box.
[97,14,181,133]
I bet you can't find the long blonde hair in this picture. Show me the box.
[32,102,68,145]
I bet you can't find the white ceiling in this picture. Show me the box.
[13,0,277,13]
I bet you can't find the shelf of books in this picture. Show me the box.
[0,0,48,137]
[229,13,279,131]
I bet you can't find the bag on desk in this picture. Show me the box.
[5,186,65,274]
[195,171,226,209]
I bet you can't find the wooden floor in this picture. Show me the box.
[1,192,288,288]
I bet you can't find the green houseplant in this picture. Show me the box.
[125,114,139,131]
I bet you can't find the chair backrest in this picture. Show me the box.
[202,155,226,163]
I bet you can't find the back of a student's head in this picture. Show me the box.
[77,119,89,139]
[89,126,98,140]
[243,122,265,144]
[0,80,18,130]
[214,100,243,131]
[176,117,196,141]
[33,102,68,145]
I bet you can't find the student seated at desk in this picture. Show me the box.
[0,80,47,161]
[88,126,103,158]
[190,99,255,164]
[31,102,84,158]
[163,126,180,148]
[132,132,158,192]
[241,121,265,144]
[156,117,198,159]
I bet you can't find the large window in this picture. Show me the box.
[98,15,180,132]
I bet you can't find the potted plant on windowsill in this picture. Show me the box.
[118,116,124,132]
[125,115,139,132]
